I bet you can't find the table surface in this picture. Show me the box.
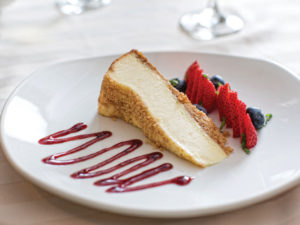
[0,0,300,224]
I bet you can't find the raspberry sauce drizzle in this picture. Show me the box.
[71,151,162,179]
[39,123,93,145]
[106,175,192,193]
[39,123,192,193]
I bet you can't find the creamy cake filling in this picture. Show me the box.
[110,54,227,166]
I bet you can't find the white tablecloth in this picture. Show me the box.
[0,0,299,224]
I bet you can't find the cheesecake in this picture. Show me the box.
[98,50,232,167]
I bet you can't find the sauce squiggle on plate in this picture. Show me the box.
[39,123,192,193]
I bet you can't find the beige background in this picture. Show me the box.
[0,0,299,224]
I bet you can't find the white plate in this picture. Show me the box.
[1,52,300,218]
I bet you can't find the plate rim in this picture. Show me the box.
[1,50,299,218]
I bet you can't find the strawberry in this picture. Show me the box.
[224,94,233,128]
[201,76,217,113]
[190,68,203,104]
[238,100,247,140]
[219,83,232,127]
[217,83,230,121]
[184,61,262,153]
[217,85,225,121]
[244,113,257,149]
[185,61,201,101]
[185,61,199,81]
[216,85,222,115]
[228,91,240,137]
[195,70,205,104]
[185,69,196,100]
[184,61,217,111]
[196,73,207,105]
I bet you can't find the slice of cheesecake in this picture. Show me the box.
[98,50,232,167]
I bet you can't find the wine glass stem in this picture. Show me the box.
[207,0,219,12]
[206,0,224,22]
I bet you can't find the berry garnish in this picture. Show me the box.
[169,78,187,92]
[220,84,233,128]
[237,100,247,140]
[210,75,225,90]
[185,61,217,112]
[191,68,202,103]
[246,107,265,129]
[201,75,217,113]
[194,104,207,114]
[185,61,199,81]
[217,83,229,121]
[185,64,200,100]
[184,60,271,153]
[228,91,240,137]
[244,113,257,149]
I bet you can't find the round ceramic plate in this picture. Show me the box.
[1,52,299,218]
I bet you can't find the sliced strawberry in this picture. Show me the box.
[185,61,201,101]
[185,61,217,111]
[185,61,258,151]
[216,85,222,116]
[224,95,233,128]
[201,76,217,113]
[217,84,229,121]
[190,73,198,104]
[217,87,224,121]
[238,100,247,141]
[195,70,205,104]
[196,73,208,105]
[185,61,199,81]
[228,91,240,137]
[185,70,196,100]
[219,84,232,127]
[244,113,257,149]
[190,68,203,104]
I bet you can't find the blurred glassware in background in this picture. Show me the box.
[56,0,111,15]
[179,0,244,40]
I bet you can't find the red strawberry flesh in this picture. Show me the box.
[244,113,257,149]
[238,100,247,141]
[228,91,240,137]
[201,77,217,113]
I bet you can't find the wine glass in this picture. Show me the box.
[179,0,244,40]
[56,0,111,15]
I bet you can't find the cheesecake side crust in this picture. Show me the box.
[98,50,232,167]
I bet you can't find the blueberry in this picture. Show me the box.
[210,75,225,90]
[246,107,265,129]
[169,78,187,92]
[194,104,207,114]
